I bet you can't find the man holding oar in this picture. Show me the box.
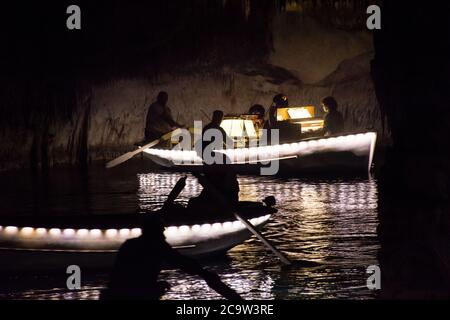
[101,213,242,300]
[145,91,184,143]
[106,91,185,169]
[188,110,239,212]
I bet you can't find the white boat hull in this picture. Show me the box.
[143,132,377,175]
[0,213,272,272]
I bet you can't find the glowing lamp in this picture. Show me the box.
[49,228,61,237]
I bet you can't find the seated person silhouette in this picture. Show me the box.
[101,214,242,300]
[189,110,239,213]
[264,94,300,143]
[321,96,344,136]
[248,104,266,130]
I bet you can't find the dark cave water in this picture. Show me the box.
[0,160,379,300]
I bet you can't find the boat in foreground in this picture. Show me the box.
[0,202,275,272]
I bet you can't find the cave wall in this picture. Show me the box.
[85,51,381,164]
[0,1,384,170]
[75,11,383,167]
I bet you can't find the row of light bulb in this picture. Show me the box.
[0,215,271,241]
[0,225,142,239]
[144,132,375,164]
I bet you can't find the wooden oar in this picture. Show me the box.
[233,213,291,265]
[162,176,187,209]
[193,173,291,266]
[106,129,180,169]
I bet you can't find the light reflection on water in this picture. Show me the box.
[0,168,379,300]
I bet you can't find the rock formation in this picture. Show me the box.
[0,1,384,170]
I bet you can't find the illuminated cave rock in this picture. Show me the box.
[0,1,385,170]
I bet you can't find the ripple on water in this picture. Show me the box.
[0,170,379,300]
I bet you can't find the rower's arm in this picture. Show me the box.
[162,107,183,128]
[162,242,243,300]
[162,241,209,276]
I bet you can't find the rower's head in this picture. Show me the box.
[141,213,166,241]
[321,96,338,113]
[157,91,169,106]
[211,110,224,125]
[273,94,288,108]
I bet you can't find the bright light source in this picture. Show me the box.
[21,227,34,236]
[90,229,102,238]
[179,225,190,234]
[36,228,47,236]
[200,224,211,232]
[165,226,178,236]
[106,229,118,238]
[63,229,76,237]
[119,229,130,237]
[77,229,89,237]
[49,228,61,237]
[5,226,18,235]
[233,221,242,229]
[131,228,142,237]
[223,222,233,230]
[288,107,312,119]
[221,119,258,138]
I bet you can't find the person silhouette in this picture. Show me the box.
[144,91,184,142]
[267,94,289,129]
[189,110,239,211]
[100,213,242,300]
[321,96,344,136]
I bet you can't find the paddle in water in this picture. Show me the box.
[106,129,180,169]
[193,172,291,266]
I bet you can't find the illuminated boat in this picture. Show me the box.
[0,202,275,271]
[143,106,377,175]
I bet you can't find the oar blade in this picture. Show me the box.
[105,152,135,169]
[105,128,179,169]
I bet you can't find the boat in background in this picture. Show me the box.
[0,201,275,272]
[143,106,377,175]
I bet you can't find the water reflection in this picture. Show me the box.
[134,172,379,299]
[0,168,379,300]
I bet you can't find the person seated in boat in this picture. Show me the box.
[101,214,242,300]
[248,104,266,131]
[321,96,344,136]
[189,110,239,212]
[144,91,184,143]
[267,94,289,130]
[194,110,234,165]
[266,94,301,143]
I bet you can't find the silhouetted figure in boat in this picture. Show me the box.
[190,110,239,211]
[199,110,233,158]
[249,104,266,131]
[249,104,265,118]
[145,91,184,142]
[101,214,242,300]
[267,94,289,129]
[266,94,300,143]
[321,96,344,136]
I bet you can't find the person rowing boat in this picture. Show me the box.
[144,91,184,146]
[189,110,239,212]
[101,213,242,300]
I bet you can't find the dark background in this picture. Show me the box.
[0,0,449,298]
